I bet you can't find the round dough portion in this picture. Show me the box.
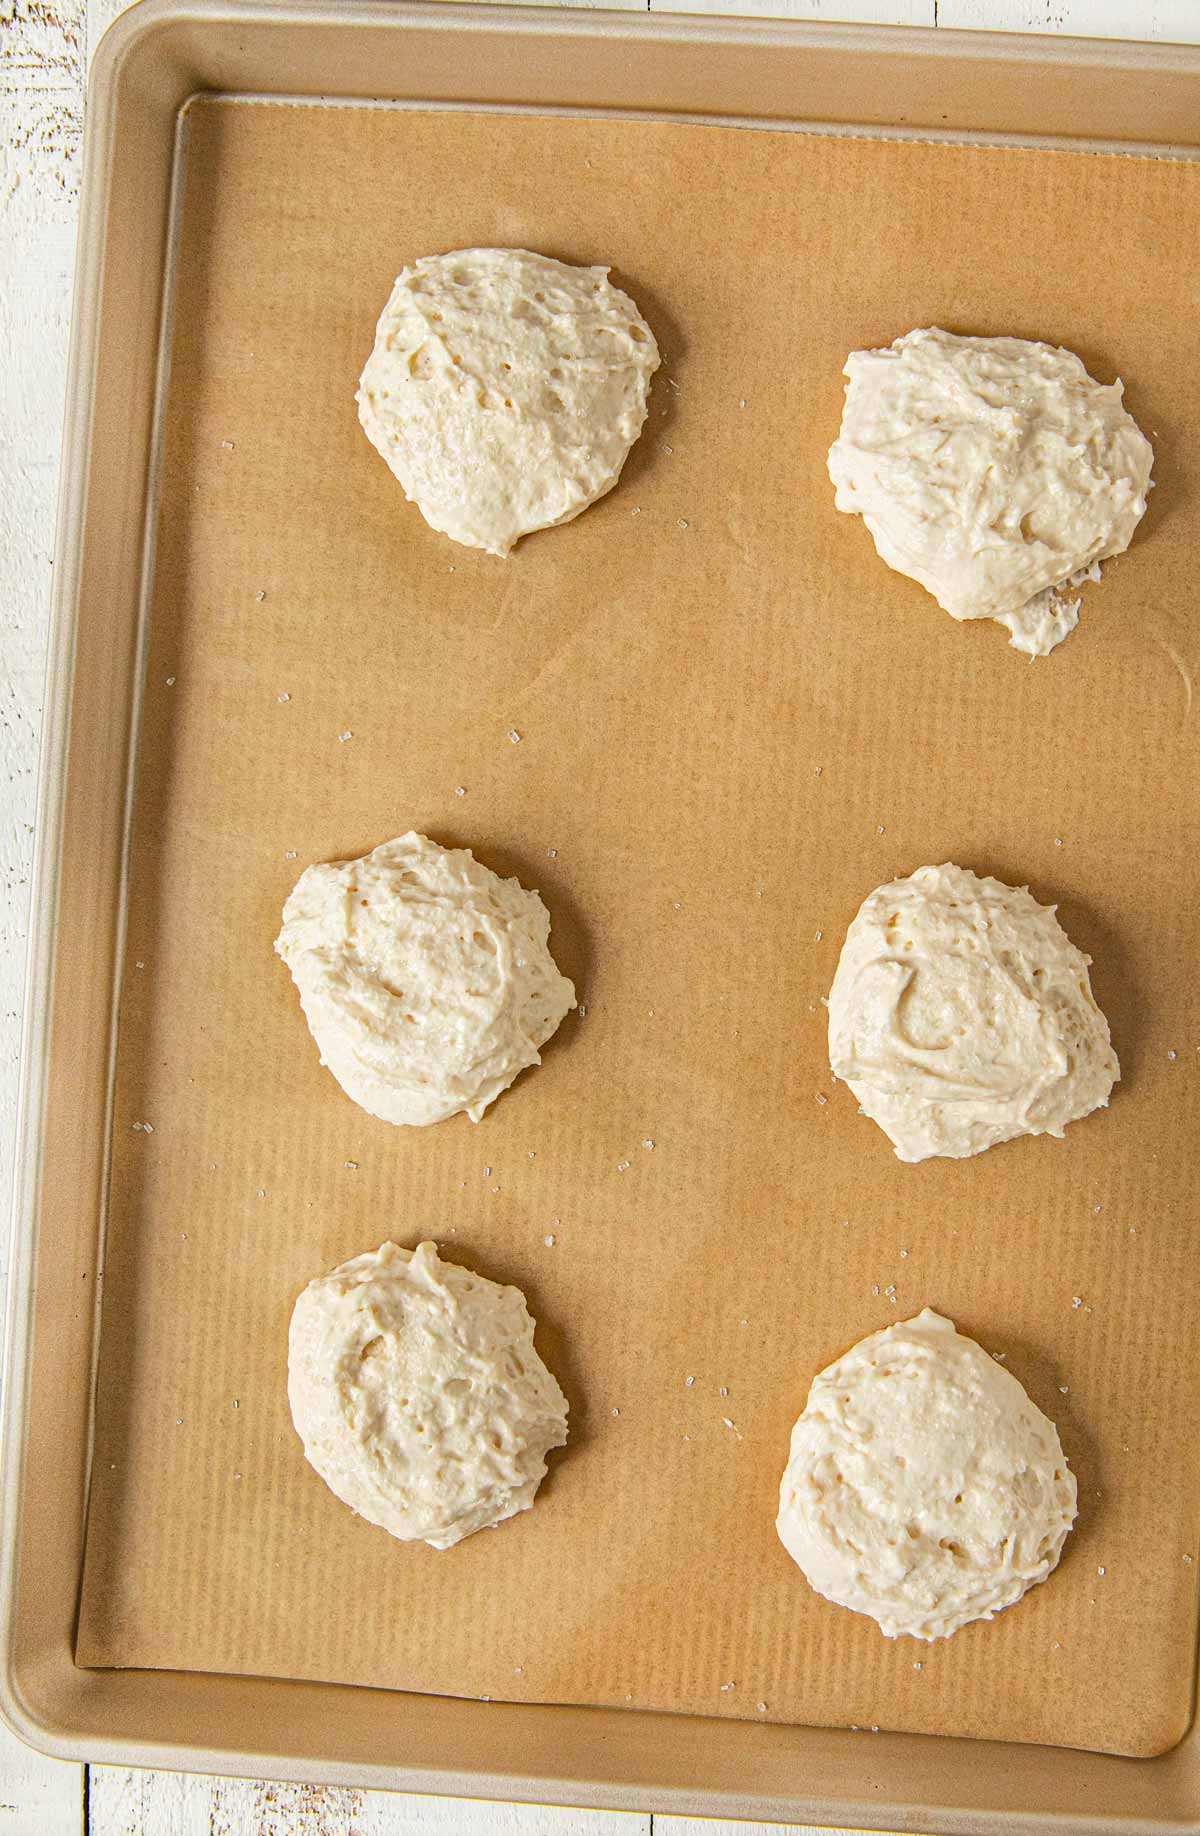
[777,1309,1077,1641]
[827,327,1153,654]
[275,832,575,1127]
[827,863,1118,1163]
[289,1240,569,1550]
[357,247,660,555]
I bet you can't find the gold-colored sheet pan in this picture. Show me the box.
[3,4,1200,1829]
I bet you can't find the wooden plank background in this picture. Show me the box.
[2,0,1196,1828]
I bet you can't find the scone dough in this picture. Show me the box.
[827,327,1153,654]
[275,832,575,1126]
[777,1310,1077,1640]
[827,864,1118,1163]
[289,1240,568,1550]
[357,248,660,555]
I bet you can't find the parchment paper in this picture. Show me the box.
[77,100,1200,1759]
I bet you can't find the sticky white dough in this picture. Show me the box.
[275,832,575,1127]
[357,247,660,555]
[289,1240,569,1550]
[827,327,1153,655]
[777,1309,1077,1640]
[827,864,1118,1163]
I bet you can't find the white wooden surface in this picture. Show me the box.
[1,0,1194,1828]
[85,1777,659,1834]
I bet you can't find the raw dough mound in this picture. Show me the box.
[777,1309,1077,1640]
[827,863,1118,1163]
[357,247,660,555]
[275,832,575,1126]
[289,1240,569,1550]
[827,327,1153,655]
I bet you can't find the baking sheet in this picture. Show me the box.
[76,98,1200,1761]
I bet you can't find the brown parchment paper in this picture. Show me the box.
[76,100,1200,1760]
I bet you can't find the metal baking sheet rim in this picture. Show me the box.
[3,2,1200,1828]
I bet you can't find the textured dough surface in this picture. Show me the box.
[357,247,660,555]
[289,1240,569,1550]
[777,1309,1077,1640]
[275,832,575,1126]
[827,327,1153,654]
[827,863,1118,1163]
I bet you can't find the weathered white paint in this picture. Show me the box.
[88,1773,652,1835]
[0,1715,81,1834]
[0,0,1183,1830]
[657,1823,832,1836]
[938,0,1199,37]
